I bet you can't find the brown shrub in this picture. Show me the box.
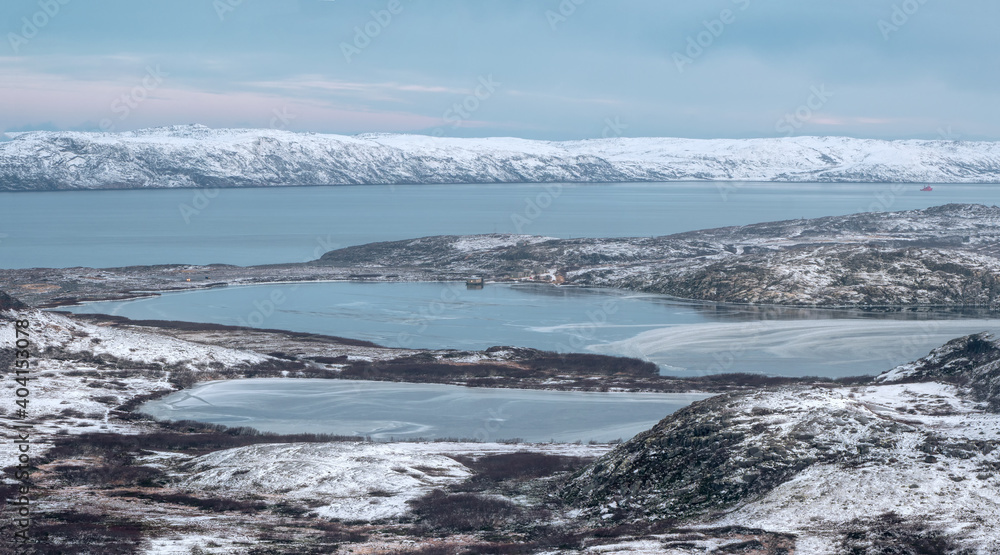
[840,512,973,554]
[31,511,146,554]
[452,452,594,485]
[53,464,165,488]
[408,490,520,532]
[114,491,265,513]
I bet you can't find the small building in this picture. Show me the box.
[466,277,485,289]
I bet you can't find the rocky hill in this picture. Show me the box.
[317,203,1000,307]
[877,332,1000,412]
[3,125,1000,190]
[0,290,26,311]
[562,333,1000,552]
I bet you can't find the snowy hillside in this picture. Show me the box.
[877,332,1000,411]
[28,309,271,371]
[313,204,1000,308]
[564,336,1000,553]
[2,125,1000,190]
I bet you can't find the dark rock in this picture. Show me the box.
[562,388,907,522]
[877,332,1000,412]
[0,291,27,311]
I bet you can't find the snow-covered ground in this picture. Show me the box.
[29,309,270,370]
[706,382,1000,553]
[451,235,557,253]
[6,300,1000,552]
[177,441,610,522]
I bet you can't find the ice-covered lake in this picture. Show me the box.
[141,379,710,443]
[63,281,1000,378]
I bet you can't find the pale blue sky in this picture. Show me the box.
[1,0,997,140]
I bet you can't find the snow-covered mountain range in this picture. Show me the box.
[2,124,999,190]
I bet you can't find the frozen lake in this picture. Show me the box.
[141,379,711,443]
[63,281,1000,378]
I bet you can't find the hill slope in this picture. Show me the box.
[563,333,1000,552]
[316,203,1000,307]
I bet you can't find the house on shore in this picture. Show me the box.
[466,277,485,289]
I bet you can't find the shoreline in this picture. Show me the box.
[139,377,714,444]
[2,179,999,195]
[44,309,863,395]
[27,272,1000,314]
[7,204,1000,313]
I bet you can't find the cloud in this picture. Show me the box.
[0,1,997,139]
[0,63,445,134]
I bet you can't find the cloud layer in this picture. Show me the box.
[1,0,997,139]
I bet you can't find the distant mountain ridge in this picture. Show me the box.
[2,124,999,190]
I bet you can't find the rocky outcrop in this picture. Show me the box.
[877,332,1000,411]
[561,388,910,521]
[0,290,27,311]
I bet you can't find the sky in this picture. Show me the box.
[1,0,997,140]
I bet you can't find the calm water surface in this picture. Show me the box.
[4,182,998,268]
